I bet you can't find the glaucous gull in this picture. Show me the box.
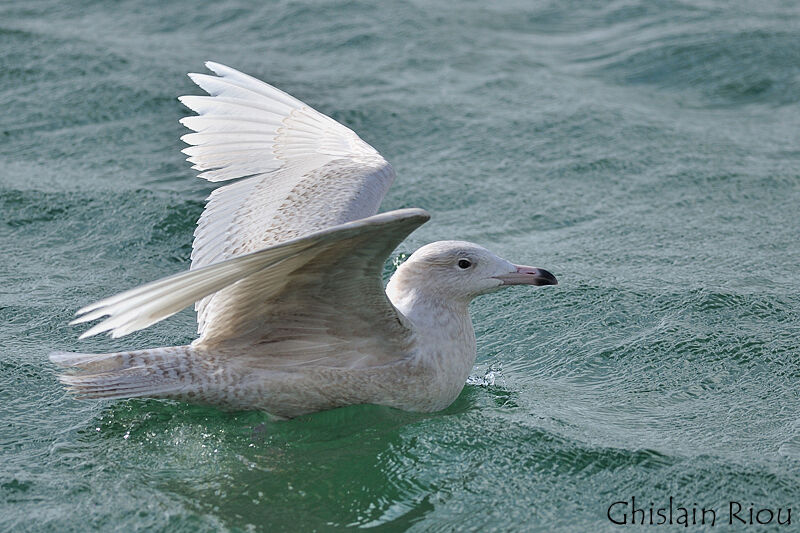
[51,63,557,418]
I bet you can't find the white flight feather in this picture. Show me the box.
[72,209,429,341]
[180,62,395,337]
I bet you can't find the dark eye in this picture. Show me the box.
[458,259,472,269]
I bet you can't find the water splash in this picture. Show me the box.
[467,362,504,387]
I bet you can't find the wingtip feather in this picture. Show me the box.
[78,327,104,340]
[205,61,227,75]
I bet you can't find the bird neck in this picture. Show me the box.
[386,277,477,402]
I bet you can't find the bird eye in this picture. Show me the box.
[458,259,472,269]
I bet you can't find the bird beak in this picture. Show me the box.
[494,265,558,286]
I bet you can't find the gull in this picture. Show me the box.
[50,63,557,419]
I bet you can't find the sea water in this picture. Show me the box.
[1,1,799,530]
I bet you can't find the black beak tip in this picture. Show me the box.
[535,268,558,286]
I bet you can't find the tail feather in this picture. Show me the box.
[49,351,127,372]
[49,346,198,400]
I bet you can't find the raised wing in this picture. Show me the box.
[180,62,396,335]
[72,209,429,367]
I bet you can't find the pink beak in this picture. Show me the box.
[494,265,558,286]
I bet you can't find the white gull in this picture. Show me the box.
[50,62,557,418]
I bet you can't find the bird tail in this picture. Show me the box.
[49,346,202,400]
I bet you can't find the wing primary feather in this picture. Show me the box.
[73,209,429,339]
[174,62,400,338]
[203,61,308,110]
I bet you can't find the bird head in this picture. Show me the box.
[387,240,557,305]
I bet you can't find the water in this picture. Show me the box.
[2,0,799,530]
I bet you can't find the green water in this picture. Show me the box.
[2,1,799,531]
